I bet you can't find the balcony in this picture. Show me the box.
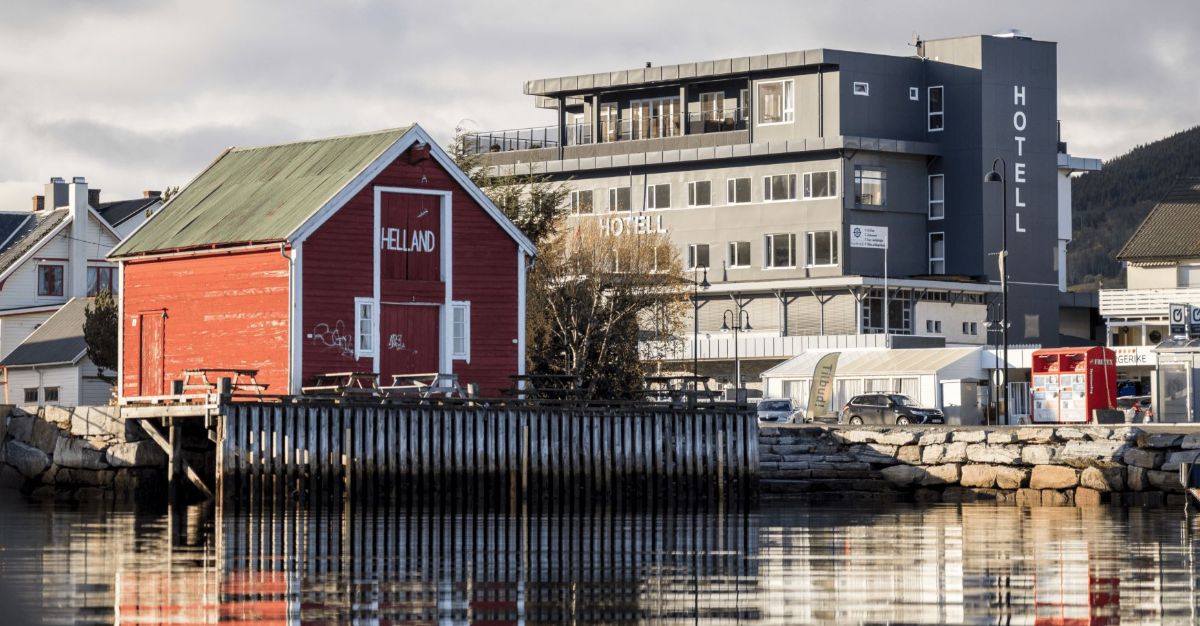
[461,109,748,156]
[640,333,947,362]
[1099,287,1200,319]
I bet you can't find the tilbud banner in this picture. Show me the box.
[807,352,840,418]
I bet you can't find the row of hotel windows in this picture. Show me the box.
[570,171,947,218]
[685,231,839,270]
[37,265,116,297]
[923,320,980,336]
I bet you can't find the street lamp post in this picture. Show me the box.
[984,158,1010,425]
[691,267,710,391]
[720,307,752,401]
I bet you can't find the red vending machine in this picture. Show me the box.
[1030,347,1117,423]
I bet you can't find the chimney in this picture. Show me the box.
[44,177,68,210]
[88,189,101,207]
[31,195,44,212]
[67,177,89,298]
[143,190,162,199]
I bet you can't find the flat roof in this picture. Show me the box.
[763,346,983,379]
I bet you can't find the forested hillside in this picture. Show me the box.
[1068,126,1200,290]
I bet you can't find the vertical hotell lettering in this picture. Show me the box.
[1012,84,1027,233]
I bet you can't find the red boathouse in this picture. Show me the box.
[110,125,535,399]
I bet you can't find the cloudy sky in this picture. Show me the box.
[1,0,1196,208]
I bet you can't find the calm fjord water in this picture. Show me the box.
[1,493,1198,624]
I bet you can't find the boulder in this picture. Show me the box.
[1181,434,1200,449]
[29,418,61,455]
[879,464,925,487]
[921,464,960,486]
[1080,466,1125,492]
[876,431,917,446]
[1075,487,1103,506]
[1109,427,1142,442]
[1016,427,1054,444]
[1143,433,1183,449]
[942,442,968,463]
[921,444,946,464]
[69,407,125,439]
[1162,449,1200,472]
[960,464,998,488]
[987,431,1017,445]
[1055,427,1088,440]
[953,430,987,443]
[1121,447,1163,469]
[1041,489,1072,506]
[1127,466,1148,491]
[919,431,948,446]
[7,415,33,444]
[995,466,1030,490]
[1058,440,1126,468]
[1015,488,1041,507]
[966,444,1020,465]
[53,436,108,470]
[838,430,878,444]
[849,443,898,464]
[896,445,921,464]
[1021,445,1059,465]
[1030,465,1079,489]
[42,405,73,426]
[105,441,167,468]
[1147,470,1184,492]
[6,440,49,478]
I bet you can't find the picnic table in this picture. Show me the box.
[379,372,465,398]
[504,373,584,401]
[644,374,720,404]
[301,372,378,397]
[181,368,266,398]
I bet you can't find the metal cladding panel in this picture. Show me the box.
[629,153,646,166]
[578,74,593,89]
[301,148,520,396]
[749,55,767,71]
[645,152,663,165]
[561,76,577,91]
[733,57,750,72]
[767,53,787,69]
[786,51,804,66]
[714,59,732,75]
[646,67,662,82]
[120,248,290,398]
[662,150,681,164]
[697,61,714,77]
[545,78,561,92]
[629,68,645,83]
[714,146,734,159]
[594,73,610,88]
[610,71,628,86]
[661,65,679,80]
[679,63,697,79]
[111,127,411,257]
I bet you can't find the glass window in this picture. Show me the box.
[631,96,681,139]
[687,244,710,270]
[645,183,671,210]
[728,241,751,268]
[757,80,794,124]
[928,86,944,131]
[569,190,593,214]
[929,232,946,274]
[87,266,116,296]
[38,264,64,297]
[23,388,37,403]
[451,301,470,361]
[354,297,375,357]
[802,171,838,199]
[609,187,631,212]
[699,92,724,120]
[928,174,945,219]
[687,181,711,207]
[727,178,751,204]
[44,387,59,403]
[739,88,750,120]
[765,233,796,268]
[599,103,618,142]
[854,168,886,206]
[806,231,838,267]
[853,82,869,96]
[763,174,797,201]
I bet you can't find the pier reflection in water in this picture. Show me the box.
[3,495,1200,624]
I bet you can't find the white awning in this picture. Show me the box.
[763,346,983,379]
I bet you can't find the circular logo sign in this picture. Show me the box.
[853,227,862,238]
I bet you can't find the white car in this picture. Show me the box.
[757,398,799,424]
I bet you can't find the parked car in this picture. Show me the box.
[839,394,945,425]
[757,398,799,424]
[1116,395,1154,423]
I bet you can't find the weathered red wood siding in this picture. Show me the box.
[302,147,520,395]
[120,249,290,398]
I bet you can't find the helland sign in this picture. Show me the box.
[598,214,668,237]
[381,227,436,252]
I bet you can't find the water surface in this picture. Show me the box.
[2,492,1198,624]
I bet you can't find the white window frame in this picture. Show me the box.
[929,232,946,274]
[728,241,751,269]
[354,297,377,359]
[645,183,671,210]
[852,82,870,96]
[686,180,712,207]
[739,88,750,120]
[854,167,887,206]
[928,85,944,132]
[609,186,631,212]
[756,79,794,125]
[451,301,471,362]
[727,177,752,204]
[37,262,64,298]
[764,233,796,269]
[699,91,724,120]
[928,174,945,220]
[686,243,710,270]
[569,189,593,214]
[909,87,919,101]
[763,174,797,202]
[802,170,838,200]
[805,231,839,267]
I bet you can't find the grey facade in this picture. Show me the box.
[474,33,1095,370]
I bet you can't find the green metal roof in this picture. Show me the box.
[111,126,412,257]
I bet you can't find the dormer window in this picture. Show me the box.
[38,264,63,297]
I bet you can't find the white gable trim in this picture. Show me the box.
[287,124,536,256]
[87,206,123,241]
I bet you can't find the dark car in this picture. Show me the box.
[839,393,945,425]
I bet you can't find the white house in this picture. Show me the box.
[0,298,111,406]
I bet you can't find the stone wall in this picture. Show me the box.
[759,424,1198,506]
[0,405,166,500]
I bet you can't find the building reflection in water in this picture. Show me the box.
[2,494,1199,624]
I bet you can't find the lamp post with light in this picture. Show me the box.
[691,267,710,391]
[720,307,752,401]
[984,157,1010,425]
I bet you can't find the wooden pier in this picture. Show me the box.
[210,401,758,505]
